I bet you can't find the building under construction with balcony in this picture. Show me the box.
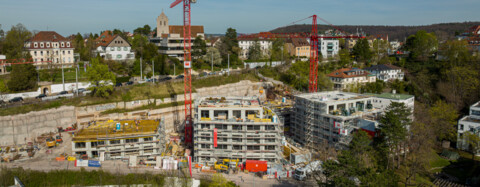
[72,120,166,160]
[193,96,283,165]
[291,91,414,150]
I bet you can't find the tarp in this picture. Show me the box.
[88,160,101,167]
[213,128,218,148]
[75,159,88,167]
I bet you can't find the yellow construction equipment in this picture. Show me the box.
[214,159,239,174]
[46,137,56,148]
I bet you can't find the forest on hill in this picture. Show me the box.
[271,22,480,41]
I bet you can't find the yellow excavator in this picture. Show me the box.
[214,159,239,174]
[46,137,56,148]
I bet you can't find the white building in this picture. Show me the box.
[24,31,74,68]
[327,68,377,90]
[318,38,339,59]
[389,41,402,54]
[238,38,272,59]
[363,64,404,82]
[457,101,480,155]
[151,11,205,61]
[94,31,135,61]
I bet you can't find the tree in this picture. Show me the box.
[439,39,471,66]
[270,38,285,61]
[361,80,385,94]
[0,80,9,102]
[404,30,438,62]
[86,58,116,97]
[429,100,458,142]
[372,39,390,63]
[338,48,351,67]
[441,66,480,110]
[218,28,240,67]
[130,34,158,60]
[2,23,32,59]
[192,35,207,62]
[202,47,221,66]
[352,38,372,62]
[7,64,38,91]
[464,131,480,160]
[247,39,261,61]
[133,25,152,36]
[379,102,412,169]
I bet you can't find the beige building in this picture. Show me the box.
[290,38,310,58]
[327,68,376,90]
[25,31,74,68]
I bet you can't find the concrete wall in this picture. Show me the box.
[0,106,75,146]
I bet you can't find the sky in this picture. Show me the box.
[0,0,479,36]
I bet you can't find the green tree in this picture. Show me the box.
[247,39,261,61]
[86,58,116,97]
[218,28,240,67]
[361,80,385,94]
[130,34,157,60]
[352,38,372,62]
[202,47,222,66]
[464,131,480,160]
[338,48,351,67]
[133,25,151,36]
[192,35,207,62]
[372,39,390,63]
[7,64,38,91]
[429,100,458,142]
[404,30,438,62]
[379,102,412,169]
[2,23,32,59]
[270,38,285,61]
[439,39,471,66]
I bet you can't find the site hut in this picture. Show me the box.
[72,120,165,160]
[291,91,414,150]
[193,96,283,165]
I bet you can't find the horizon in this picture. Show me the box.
[1,0,479,36]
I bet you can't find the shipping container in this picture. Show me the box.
[245,160,267,172]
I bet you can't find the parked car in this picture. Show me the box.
[9,97,23,103]
[75,88,87,94]
[115,83,123,87]
[126,81,134,85]
[164,77,173,81]
[58,91,68,95]
[35,94,47,99]
[175,75,184,79]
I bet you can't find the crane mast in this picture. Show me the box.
[309,15,318,93]
[171,0,193,147]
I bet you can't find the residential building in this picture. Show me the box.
[238,38,272,59]
[93,31,135,61]
[327,68,376,90]
[290,38,310,58]
[150,11,205,61]
[193,96,283,165]
[72,120,165,159]
[345,38,357,51]
[318,38,340,59]
[363,64,404,82]
[24,31,74,68]
[457,101,480,155]
[0,55,6,75]
[389,41,402,54]
[291,91,414,149]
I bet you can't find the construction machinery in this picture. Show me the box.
[214,159,239,174]
[45,137,56,148]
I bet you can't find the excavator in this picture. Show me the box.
[214,159,239,174]
[45,137,56,148]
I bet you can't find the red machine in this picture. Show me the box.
[245,160,268,173]
[170,0,194,147]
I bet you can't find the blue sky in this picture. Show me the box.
[0,0,478,36]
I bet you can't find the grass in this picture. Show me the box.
[0,167,165,186]
[0,72,260,116]
[428,149,480,183]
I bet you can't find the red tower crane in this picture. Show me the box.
[170,0,194,147]
[239,15,364,93]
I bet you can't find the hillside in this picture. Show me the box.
[270,22,480,41]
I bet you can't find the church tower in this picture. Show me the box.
[156,10,169,37]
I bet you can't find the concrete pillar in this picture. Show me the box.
[209,110,214,120]
[228,110,233,120]
[241,109,246,120]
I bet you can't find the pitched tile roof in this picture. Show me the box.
[291,38,309,48]
[168,25,204,38]
[26,31,72,49]
[327,68,371,78]
[94,30,130,48]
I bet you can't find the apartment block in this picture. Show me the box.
[291,91,414,149]
[72,120,165,160]
[457,101,480,155]
[193,96,283,165]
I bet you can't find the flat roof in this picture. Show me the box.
[295,91,371,103]
[366,93,414,100]
[197,96,262,108]
[73,120,159,141]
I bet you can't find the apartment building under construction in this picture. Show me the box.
[193,96,283,165]
[292,91,414,149]
[72,120,165,160]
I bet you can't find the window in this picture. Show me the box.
[216,144,228,149]
[265,125,275,130]
[34,42,38,47]
[215,124,228,130]
[233,145,242,150]
[247,125,260,130]
[144,137,153,142]
[116,54,122,59]
[200,124,210,129]
[56,51,58,55]
[124,47,128,51]
[232,138,242,143]
[201,144,210,149]
[67,42,70,47]
[265,145,275,150]
[117,47,121,51]
[110,140,120,144]
[40,43,44,47]
[75,142,86,148]
[34,51,37,56]
[61,42,64,47]
[111,47,115,51]
[232,125,242,130]
[46,43,50,47]
[200,137,211,141]
[265,139,276,143]
[460,124,464,130]
[126,138,139,143]
[247,145,260,150]
[62,51,65,55]
[68,57,71,62]
[68,50,71,54]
